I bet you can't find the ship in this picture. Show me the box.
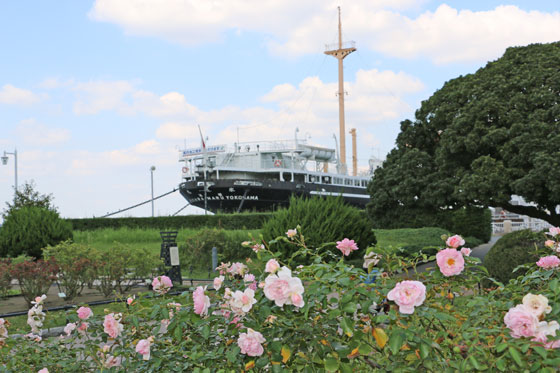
[178,7,378,213]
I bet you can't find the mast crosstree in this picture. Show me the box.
[325,6,356,175]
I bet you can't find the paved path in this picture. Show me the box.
[412,235,501,274]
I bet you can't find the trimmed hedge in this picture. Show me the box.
[66,213,273,231]
[368,206,492,243]
[483,229,543,284]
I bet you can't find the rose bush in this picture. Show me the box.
[1,228,560,371]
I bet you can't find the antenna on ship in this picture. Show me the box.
[325,6,355,175]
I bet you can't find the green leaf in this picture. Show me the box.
[419,343,430,359]
[495,343,508,353]
[495,358,506,372]
[532,346,547,359]
[469,355,481,370]
[201,324,210,340]
[509,346,523,367]
[550,279,559,293]
[543,358,560,366]
[388,331,404,355]
[358,343,373,355]
[342,302,357,314]
[324,357,339,372]
[340,317,354,337]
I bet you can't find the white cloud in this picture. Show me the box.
[369,5,560,64]
[71,80,200,117]
[0,84,44,105]
[72,80,134,115]
[90,1,560,64]
[150,68,423,150]
[15,118,71,146]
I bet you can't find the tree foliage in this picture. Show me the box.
[0,206,73,258]
[368,42,560,226]
[3,181,55,218]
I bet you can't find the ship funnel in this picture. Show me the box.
[349,128,357,176]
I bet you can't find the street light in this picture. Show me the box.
[2,149,18,202]
[150,166,156,217]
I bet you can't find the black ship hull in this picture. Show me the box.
[179,179,369,213]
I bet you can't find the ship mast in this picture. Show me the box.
[325,6,355,175]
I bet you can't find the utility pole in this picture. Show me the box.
[325,6,355,175]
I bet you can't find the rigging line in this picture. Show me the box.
[172,203,190,216]
[101,188,178,218]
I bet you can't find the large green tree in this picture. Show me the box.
[368,42,560,226]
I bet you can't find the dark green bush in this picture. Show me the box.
[261,196,376,264]
[179,229,253,273]
[483,229,543,285]
[0,206,73,258]
[66,213,272,231]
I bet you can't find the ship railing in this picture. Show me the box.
[325,41,356,51]
[227,140,301,153]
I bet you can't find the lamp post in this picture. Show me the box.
[150,165,156,217]
[1,149,18,202]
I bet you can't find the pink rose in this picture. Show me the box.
[213,275,224,291]
[152,275,173,295]
[263,267,305,308]
[38,369,49,373]
[252,243,264,253]
[436,248,465,276]
[336,238,359,256]
[136,338,153,360]
[193,286,210,316]
[504,304,539,338]
[532,321,560,346]
[77,306,93,320]
[103,313,123,339]
[229,288,257,315]
[286,229,297,238]
[545,240,556,249]
[64,322,76,336]
[446,235,465,249]
[244,273,255,283]
[127,296,135,305]
[537,255,560,269]
[460,247,472,256]
[238,328,266,357]
[547,227,560,237]
[387,280,426,314]
[265,259,280,273]
[77,322,89,333]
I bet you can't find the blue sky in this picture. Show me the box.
[0,0,558,219]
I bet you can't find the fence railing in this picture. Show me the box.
[492,219,552,234]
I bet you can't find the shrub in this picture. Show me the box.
[0,259,12,298]
[0,206,73,258]
[42,241,95,301]
[179,229,254,273]
[10,258,58,307]
[95,244,164,297]
[483,229,543,284]
[261,196,376,264]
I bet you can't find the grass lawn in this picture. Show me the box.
[374,227,450,249]
[73,227,260,257]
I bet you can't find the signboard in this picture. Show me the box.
[182,145,225,157]
[169,246,180,266]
